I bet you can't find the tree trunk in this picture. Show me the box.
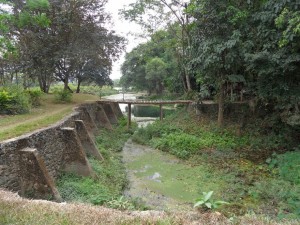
[63,76,73,93]
[185,67,192,92]
[76,80,81,93]
[218,83,225,127]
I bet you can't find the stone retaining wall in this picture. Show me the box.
[0,102,122,201]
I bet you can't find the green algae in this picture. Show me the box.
[125,147,233,207]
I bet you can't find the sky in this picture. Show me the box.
[105,0,144,80]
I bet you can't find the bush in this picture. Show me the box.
[0,86,31,114]
[26,89,43,106]
[54,90,72,103]
[151,132,201,159]
[249,178,300,219]
[267,150,300,185]
[56,173,112,204]
[133,119,248,159]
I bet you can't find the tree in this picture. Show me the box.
[189,0,249,126]
[121,28,183,94]
[145,57,167,94]
[245,0,300,126]
[121,0,194,92]
[0,0,51,88]
[3,0,125,92]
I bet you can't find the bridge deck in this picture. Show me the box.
[99,99,193,105]
[99,99,193,128]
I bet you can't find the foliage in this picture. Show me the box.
[275,8,300,47]
[120,28,184,94]
[267,150,300,185]
[54,90,72,103]
[105,196,134,211]
[0,86,31,114]
[1,0,125,93]
[249,179,300,219]
[26,89,43,106]
[133,112,249,159]
[194,191,229,210]
[57,173,112,205]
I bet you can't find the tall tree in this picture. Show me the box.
[246,0,300,126]
[189,0,249,126]
[121,0,194,92]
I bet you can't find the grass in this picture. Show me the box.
[131,109,300,219]
[0,93,99,141]
[1,190,299,225]
[56,118,137,209]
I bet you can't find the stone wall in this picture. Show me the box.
[0,102,122,201]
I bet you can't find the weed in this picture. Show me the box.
[267,150,300,185]
[106,196,135,210]
[194,191,229,210]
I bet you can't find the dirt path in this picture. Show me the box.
[122,139,197,211]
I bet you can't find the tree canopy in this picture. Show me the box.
[0,0,125,92]
[120,0,300,127]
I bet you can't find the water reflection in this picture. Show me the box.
[103,93,137,113]
[103,93,174,127]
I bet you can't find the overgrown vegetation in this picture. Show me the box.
[57,118,141,210]
[132,110,300,219]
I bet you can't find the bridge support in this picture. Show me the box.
[127,103,132,129]
[160,104,163,121]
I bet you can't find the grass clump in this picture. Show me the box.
[57,118,137,210]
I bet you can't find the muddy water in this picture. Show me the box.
[106,93,198,211]
[121,137,215,212]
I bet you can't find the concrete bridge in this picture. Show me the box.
[99,99,193,127]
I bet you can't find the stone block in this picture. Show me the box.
[100,103,118,124]
[75,120,104,161]
[61,128,93,177]
[95,104,113,129]
[18,148,62,202]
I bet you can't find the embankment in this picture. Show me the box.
[0,101,122,201]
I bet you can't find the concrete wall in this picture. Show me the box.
[0,102,122,201]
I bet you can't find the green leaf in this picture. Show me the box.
[205,202,212,209]
[193,200,204,208]
[203,191,214,202]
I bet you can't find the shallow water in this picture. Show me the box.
[121,139,216,211]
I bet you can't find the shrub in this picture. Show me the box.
[0,86,31,114]
[249,178,300,218]
[54,90,72,103]
[26,89,43,106]
[151,132,202,159]
[56,173,112,204]
[267,150,300,185]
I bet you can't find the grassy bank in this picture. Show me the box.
[56,118,141,210]
[132,110,300,220]
[1,188,299,225]
[0,93,99,141]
